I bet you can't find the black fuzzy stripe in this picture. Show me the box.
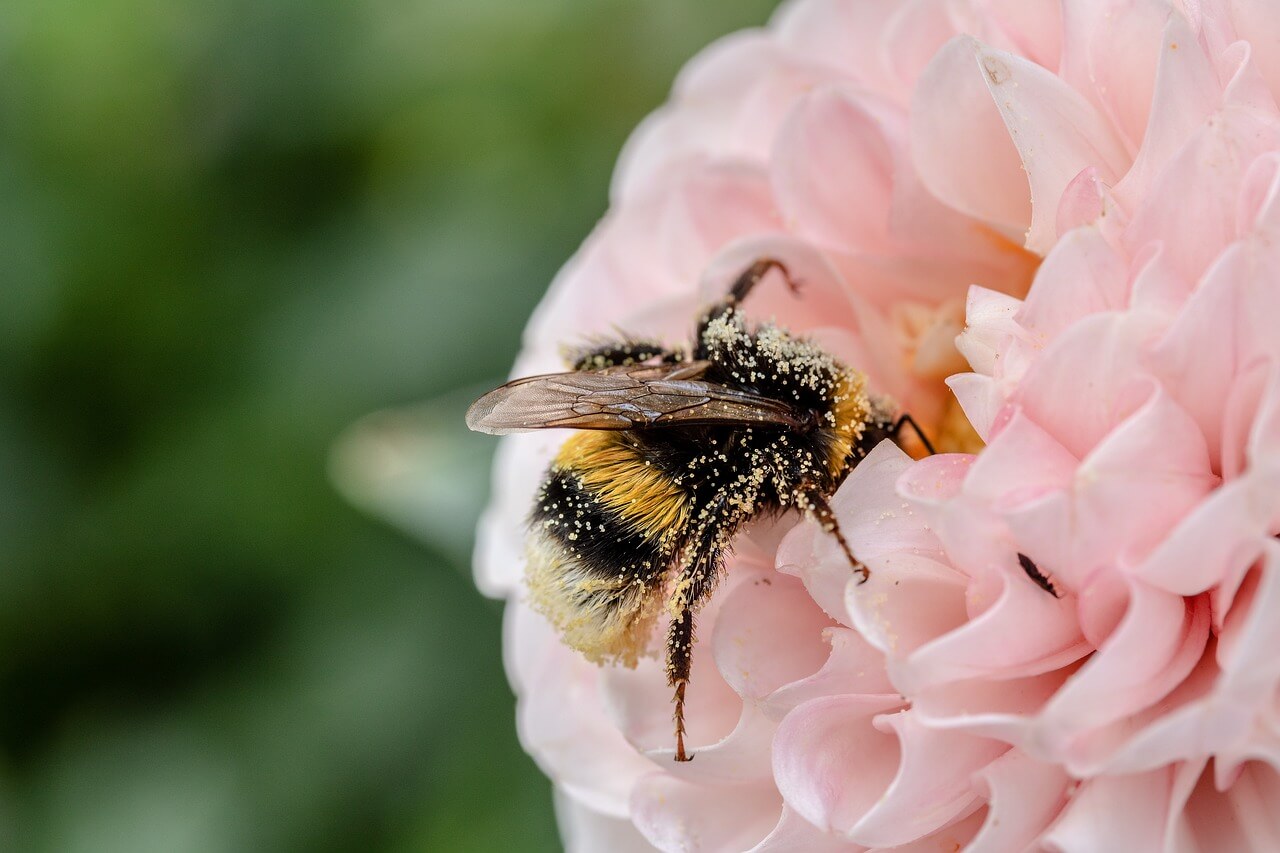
[531,470,671,587]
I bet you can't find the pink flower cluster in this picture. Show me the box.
[475,0,1280,849]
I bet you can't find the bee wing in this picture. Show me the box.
[466,360,810,435]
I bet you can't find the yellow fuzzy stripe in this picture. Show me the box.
[826,369,871,479]
[554,432,688,539]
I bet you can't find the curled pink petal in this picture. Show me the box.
[1040,768,1179,852]
[911,36,1030,233]
[771,695,908,837]
[764,627,896,719]
[772,85,898,252]
[555,789,656,853]
[974,42,1130,253]
[1111,12,1222,210]
[712,572,836,704]
[1033,581,1210,771]
[631,772,781,852]
[965,750,1070,852]
[750,805,862,852]
[850,711,1006,847]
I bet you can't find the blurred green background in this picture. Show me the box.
[0,1,778,850]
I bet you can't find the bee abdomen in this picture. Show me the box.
[526,467,676,667]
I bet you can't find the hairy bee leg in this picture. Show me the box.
[891,413,937,456]
[563,339,681,371]
[664,499,735,762]
[804,492,869,583]
[699,258,800,333]
[668,609,695,763]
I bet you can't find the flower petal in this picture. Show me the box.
[850,712,1005,847]
[911,36,1031,234]
[631,773,781,853]
[1040,768,1177,852]
[771,695,910,837]
[975,42,1131,253]
[556,788,657,853]
[965,750,1070,852]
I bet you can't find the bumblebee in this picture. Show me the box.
[467,259,933,761]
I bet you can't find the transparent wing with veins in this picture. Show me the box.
[466,361,811,434]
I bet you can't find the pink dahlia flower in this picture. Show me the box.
[474,0,1280,849]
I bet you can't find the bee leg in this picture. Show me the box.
[803,491,869,583]
[699,258,800,332]
[563,339,681,371]
[665,503,733,762]
[667,607,696,763]
[891,413,937,456]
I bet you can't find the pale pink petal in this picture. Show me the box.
[764,627,897,718]
[1221,40,1280,115]
[849,712,1006,847]
[1071,388,1218,570]
[1228,0,1280,104]
[896,557,1088,695]
[946,373,1006,443]
[772,695,908,836]
[771,85,899,252]
[896,452,973,507]
[1014,312,1158,458]
[1055,166,1108,233]
[1057,0,1113,108]
[612,32,835,201]
[954,286,1025,377]
[1074,639,1225,775]
[1180,761,1280,851]
[978,0,1063,69]
[845,552,970,662]
[751,805,863,852]
[895,456,1000,592]
[1124,107,1280,283]
[1147,245,1249,472]
[1113,13,1223,212]
[873,808,988,853]
[1083,0,1170,156]
[771,0,903,93]
[1219,543,1280,701]
[1016,225,1129,340]
[911,36,1031,234]
[964,750,1070,852]
[1239,152,1280,238]
[975,41,1131,253]
[712,572,837,704]
[1132,462,1280,595]
[881,0,966,99]
[517,606,657,815]
[631,773,780,853]
[1033,581,1210,771]
[1040,768,1177,852]
[1126,242,1195,323]
[911,669,1075,748]
[965,408,1079,507]
[555,789,657,853]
